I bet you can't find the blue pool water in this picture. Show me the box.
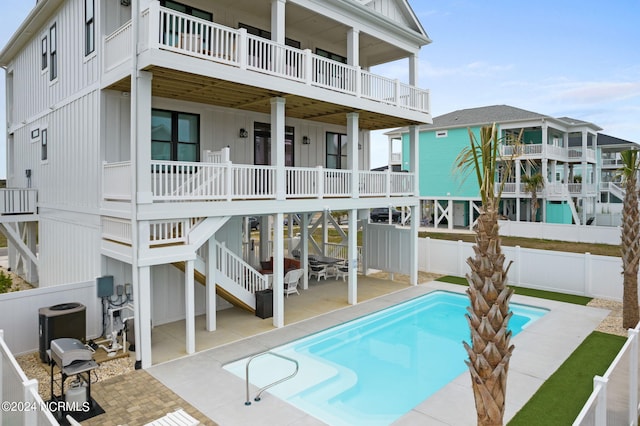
[224,290,547,425]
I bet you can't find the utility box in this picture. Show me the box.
[38,303,86,363]
[255,289,273,319]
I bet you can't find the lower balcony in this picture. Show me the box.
[501,182,597,197]
[103,161,414,202]
[0,189,38,216]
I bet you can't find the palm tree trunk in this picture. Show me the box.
[622,172,640,328]
[464,199,515,425]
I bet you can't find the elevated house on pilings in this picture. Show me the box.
[0,0,431,367]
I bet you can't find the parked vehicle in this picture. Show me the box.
[370,208,402,223]
[248,217,259,231]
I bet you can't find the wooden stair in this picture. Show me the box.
[171,262,255,314]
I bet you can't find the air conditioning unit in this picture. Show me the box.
[38,303,86,363]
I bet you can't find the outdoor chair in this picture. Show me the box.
[335,263,349,281]
[309,264,327,281]
[284,268,304,297]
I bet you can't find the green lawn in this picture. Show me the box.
[436,275,592,305]
[508,332,625,425]
[435,275,625,424]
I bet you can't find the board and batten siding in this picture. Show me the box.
[38,214,102,287]
[8,0,100,126]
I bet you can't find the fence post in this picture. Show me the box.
[316,166,324,199]
[585,252,592,297]
[594,375,608,426]
[457,240,464,276]
[629,328,639,425]
[426,237,431,272]
[23,379,39,426]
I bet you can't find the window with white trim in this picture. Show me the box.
[41,36,47,71]
[49,24,57,81]
[41,128,48,161]
[85,0,95,55]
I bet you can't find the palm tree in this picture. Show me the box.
[619,149,640,329]
[521,172,545,222]
[454,123,520,426]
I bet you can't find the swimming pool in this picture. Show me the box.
[224,290,547,425]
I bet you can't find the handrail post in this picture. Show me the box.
[594,375,608,425]
[316,166,324,199]
[238,28,247,70]
[244,351,299,406]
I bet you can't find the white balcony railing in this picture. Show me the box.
[104,3,430,114]
[0,189,37,215]
[500,182,597,197]
[499,144,596,162]
[103,161,414,202]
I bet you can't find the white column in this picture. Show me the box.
[409,125,419,196]
[301,213,309,290]
[409,53,418,86]
[447,199,453,230]
[347,209,357,304]
[347,112,359,198]
[138,266,152,368]
[271,0,286,44]
[136,71,153,204]
[582,130,588,225]
[185,259,195,354]
[271,97,286,200]
[272,213,285,327]
[206,238,216,331]
[347,28,359,66]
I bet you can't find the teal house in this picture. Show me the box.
[387,105,604,228]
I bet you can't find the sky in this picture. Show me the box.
[1,1,639,175]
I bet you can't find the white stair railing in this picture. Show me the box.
[215,241,268,295]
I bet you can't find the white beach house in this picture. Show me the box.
[0,0,431,368]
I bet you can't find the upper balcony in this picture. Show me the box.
[103,3,430,130]
[103,149,414,205]
[499,143,596,163]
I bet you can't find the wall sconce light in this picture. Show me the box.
[120,0,131,6]
[358,143,363,150]
[302,136,311,145]
[239,128,249,138]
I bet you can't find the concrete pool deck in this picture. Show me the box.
[148,279,610,425]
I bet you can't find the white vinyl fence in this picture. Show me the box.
[573,325,640,425]
[419,237,624,301]
[1,330,58,425]
[0,280,100,355]
[498,220,621,245]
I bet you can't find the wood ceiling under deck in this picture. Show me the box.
[105,66,425,131]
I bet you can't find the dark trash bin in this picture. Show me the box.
[255,289,273,319]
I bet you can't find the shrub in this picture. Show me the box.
[0,270,13,294]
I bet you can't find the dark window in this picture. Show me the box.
[239,23,301,48]
[316,48,347,64]
[159,0,212,48]
[41,36,47,70]
[152,109,200,162]
[49,24,57,81]
[254,122,294,166]
[41,129,48,161]
[85,0,95,55]
[326,132,347,169]
[160,0,212,20]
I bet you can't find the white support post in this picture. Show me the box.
[447,199,453,230]
[347,209,357,304]
[138,265,152,368]
[304,49,313,85]
[136,71,153,204]
[301,213,309,290]
[273,213,285,328]
[271,0,286,44]
[409,125,419,195]
[347,112,359,198]
[148,1,160,50]
[185,259,195,354]
[238,28,247,70]
[206,238,216,331]
[271,97,286,200]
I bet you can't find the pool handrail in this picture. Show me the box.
[244,351,299,405]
